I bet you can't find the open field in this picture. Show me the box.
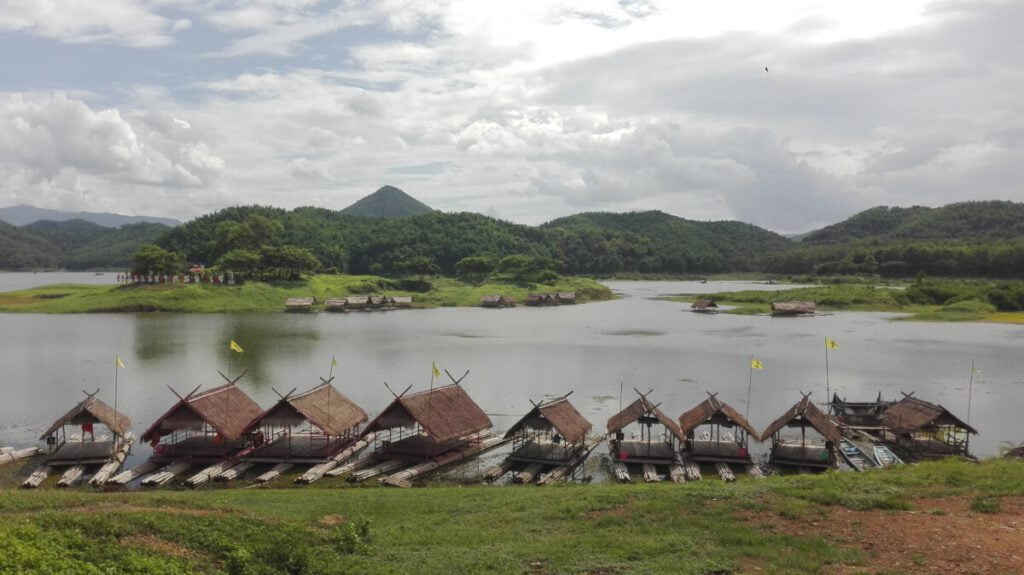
[0,275,613,313]
[0,458,1021,574]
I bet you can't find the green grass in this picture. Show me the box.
[0,275,613,313]
[0,458,1020,574]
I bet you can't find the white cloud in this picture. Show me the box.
[0,0,186,47]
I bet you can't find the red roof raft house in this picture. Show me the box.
[113,376,264,487]
[678,393,763,481]
[760,393,841,472]
[485,393,602,485]
[880,393,977,461]
[352,372,511,488]
[22,391,133,489]
[606,389,687,483]
[240,379,372,485]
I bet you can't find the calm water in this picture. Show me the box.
[0,277,1021,467]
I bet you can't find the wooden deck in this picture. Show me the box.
[688,440,752,463]
[611,440,678,464]
[378,434,467,461]
[508,441,580,464]
[48,441,115,465]
[245,434,354,463]
[152,436,247,462]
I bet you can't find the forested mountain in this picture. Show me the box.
[339,185,434,218]
[0,204,180,227]
[0,219,169,270]
[800,201,1024,244]
[155,205,789,276]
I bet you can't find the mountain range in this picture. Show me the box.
[1,187,1023,277]
[0,204,180,228]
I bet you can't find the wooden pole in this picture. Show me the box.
[824,338,831,414]
[745,355,754,420]
[113,354,119,441]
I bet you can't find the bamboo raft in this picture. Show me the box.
[217,462,256,481]
[295,432,377,484]
[57,465,86,488]
[680,454,702,480]
[1,447,40,466]
[380,434,511,488]
[715,462,736,482]
[90,432,135,486]
[326,455,379,478]
[22,466,51,488]
[141,461,193,487]
[254,463,291,483]
[109,460,160,485]
[185,460,239,487]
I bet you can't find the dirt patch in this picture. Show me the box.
[748,496,1024,574]
[121,533,195,558]
[318,514,346,527]
[584,506,629,520]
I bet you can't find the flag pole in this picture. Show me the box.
[114,354,119,441]
[329,356,335,380]
[746,354,754,420]
[824,337,831,413]
[967,359,975,426]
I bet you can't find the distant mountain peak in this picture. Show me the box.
[0,204,180,228]
[340,186,434,218]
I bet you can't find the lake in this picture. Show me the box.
[0,276,1020,471]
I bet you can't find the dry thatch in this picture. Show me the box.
[504,397,592,445]
[881,395,978,435]
[759,395,840,444]
[607,395,684,442]
[141,383,264,443]
[325,298,348,310]
[246,383,367,436]
[391,296,412,307]
[363,384,492,443]
[771,301,816,315]
[480,295,502,307]
[555,292,576,304]
[285,297,316,309]
[40,394,131,439]
[678,395,759,438]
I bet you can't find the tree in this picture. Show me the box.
[215,249,261,278]
[455,255,497,283]
[396,256,440,278]
[132,244,185,275]
[497,255,561,283]
[259,245,320,280]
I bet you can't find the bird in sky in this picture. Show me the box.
[765,66,769,73]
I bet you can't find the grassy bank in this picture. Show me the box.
[0,458,1021,574]
[0,275,613,313]
[669,283,1024,323]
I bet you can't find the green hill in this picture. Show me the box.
[0,219,169,270]
[339,185,435,218]
[801,201,1024,244]
[0,220,62,269]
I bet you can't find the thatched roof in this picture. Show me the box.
[881,395,978,435]
[607,395,683,442]
[481,295,501,306]
[759,395,840,444]
[363,384,492,443]
[391,296,412,306]
[40,394,131,439]
[771,301,816,315]
[504,397,592,445]
[325,298,347,309]
[245,382,368,436]
[678,395,759,438]
[141,383,264,442]
[286,297,316,306]
[691,299,718,310]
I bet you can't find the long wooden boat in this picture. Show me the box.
[839,438,877,472]
[873,445,904,467]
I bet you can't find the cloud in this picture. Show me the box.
[0,0,187,47]
[0,93,224,214]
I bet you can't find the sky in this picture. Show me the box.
[0,0,1021,233]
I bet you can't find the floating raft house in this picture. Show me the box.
[360,381,508,487]
[760,394,840,471]
[880,393,977,460]
[285,297,316,312]
[488,393,601,484]
[679,393,759,465]
[770,301,816,316]
[480,295,516,308]
[690,299,719,313]
[607,390,686,482]
[141,382,263,464]
[243,381,368,464]
[23,391,134,488]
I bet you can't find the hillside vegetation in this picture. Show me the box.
[0,219,169,270]
[339,185,435,218]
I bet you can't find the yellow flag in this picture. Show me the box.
[825,338,839,349]
[230,340,244,354]
[331,356,338,367]
[432,362,441,378]
[116,355,126,369]
[972,367,981,374]
[750,358,764,370]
